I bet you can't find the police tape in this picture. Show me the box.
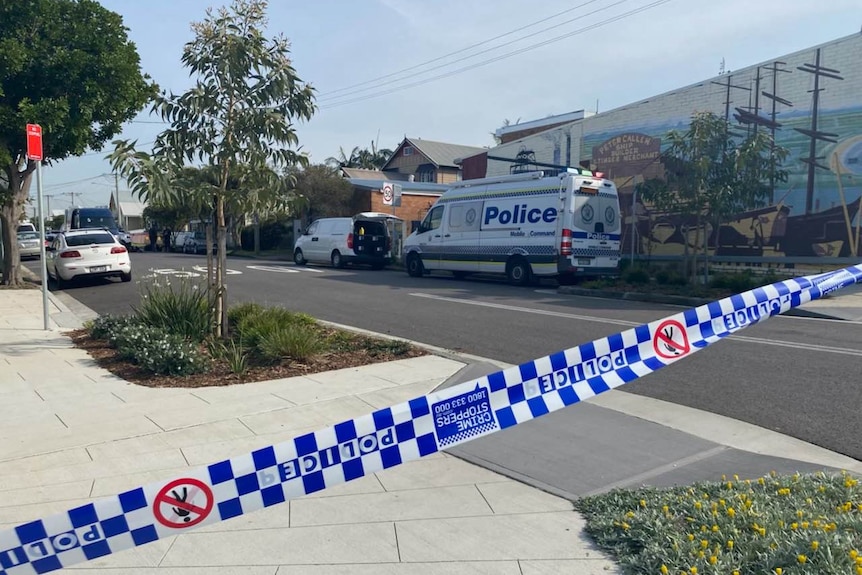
[2,264,860,574]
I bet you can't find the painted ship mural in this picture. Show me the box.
[584,45,862,260]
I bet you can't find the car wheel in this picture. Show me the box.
[506,257,532,286]
[406,253,424,277]
[121,271,132,283]
[331,250,344,269]
[54,272,65,290]
[294,249,306,265]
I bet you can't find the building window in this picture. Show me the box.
[403,146,413,156]
[418,169,435,183]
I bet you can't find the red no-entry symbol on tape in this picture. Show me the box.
[652,319,691,360]
[153,478,213,529]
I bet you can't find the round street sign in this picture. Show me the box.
[153,478,214,529]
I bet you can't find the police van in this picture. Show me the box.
[402,169,621,285]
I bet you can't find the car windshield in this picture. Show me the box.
[65,233,116,246]
[17,232,39,241]
[80,215,115,228]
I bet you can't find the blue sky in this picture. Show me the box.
[40,0,861,212]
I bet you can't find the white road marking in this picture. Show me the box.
[245,264,324,273]
[411,292,862,358]
[192,265,242,275]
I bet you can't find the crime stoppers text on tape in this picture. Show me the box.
[1,264,860,574]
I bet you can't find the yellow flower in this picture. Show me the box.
[801,521,809,529]
[698,550,705,559]
[797,509,805,518]
[712,525,719,532]
[819,485,826,492]
[709,556,717,565]
[733,571,740,575]
[852,549,859,559]
[687,534,695,541]
[727,540,734,549]
[734,474,740,481]
[661,565,669,575]
[726,481,734,489]
[777,520,785,528]
[694,501,702,510]
[846,477,858,487]
[719,499,726,507]
[791,522,798,530]
[626,511,635,518]
[690,568,698,575]
[640,499,647,507]
[727,508,736,518]
[856,566,862,575]
[775,568,783,575]
[758,477,766,485]
[662,505,669,514]
[759,527,767,537]
[777,488,790,496]
[621,522,630,531]
[798,554,807,564]
[811,541,820,551]
[806,498,813,505]
[701,540,709,549]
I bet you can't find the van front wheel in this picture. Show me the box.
[406,253,424,277]
[506,257,532,286]
[331,250,345,269]
[294,249,306,265]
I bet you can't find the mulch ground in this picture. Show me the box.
[67,328,427,388]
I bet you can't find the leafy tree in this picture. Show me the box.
[110,0,314,337]
[326,141,393,170]
[638,112,787,280]
[142,203,195,232]
[290,163,357,222]
[0,0,156,285]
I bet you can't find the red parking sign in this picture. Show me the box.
[26,124,43,161]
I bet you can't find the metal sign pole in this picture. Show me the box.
[630,186,638,264]
[36,160,49,330]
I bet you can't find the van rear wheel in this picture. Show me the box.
[506,257,532,286]
[406,253,424,277]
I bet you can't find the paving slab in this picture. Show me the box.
[290,485,494,527]
[395,512,596,562]
[275,562,521,574]
[160,523,399,567]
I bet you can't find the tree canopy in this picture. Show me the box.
[0,0,156,284]
[110,0,315,336]
[326,142,393,170]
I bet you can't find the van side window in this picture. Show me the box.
[423,205,444,232]
[447,201,481,232]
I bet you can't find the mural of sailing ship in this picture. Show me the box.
[616,46,862,260]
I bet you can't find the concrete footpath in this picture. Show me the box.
[1,287,860,574]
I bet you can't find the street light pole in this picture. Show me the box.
[36,161,49,330]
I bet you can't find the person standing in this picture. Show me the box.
[163,226,172,252]
[148,224,157,252]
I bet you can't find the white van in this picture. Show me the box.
[402,169,621,285]
[294,214,398,269]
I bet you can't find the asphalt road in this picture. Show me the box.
[29,252,862,461]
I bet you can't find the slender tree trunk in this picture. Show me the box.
[216,195,228,338]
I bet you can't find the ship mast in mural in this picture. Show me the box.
[733,62,795,202]
[794,48,843,214]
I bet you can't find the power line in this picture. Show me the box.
[317,0,630,103]
[318,0,608,99]
[321,0,674,109]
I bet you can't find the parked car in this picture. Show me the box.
[182,231,218,255]
[17,223,37,234]
[46,229,132,288]
[172,231,193,252]
[293,214,398,269]
[17,231,42,259]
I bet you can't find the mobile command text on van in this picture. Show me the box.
[402,170,621,285]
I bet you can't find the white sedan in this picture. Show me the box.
[47,229,132,288]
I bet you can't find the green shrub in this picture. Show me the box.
[227,302,266,330]
[234,306,318,349]
[133,275,211,341]
[111,323,163,361]
[133,334,209,376]
[257,325,323,362]
[656,270,687,286]
[89,314,141,341]
[209,338,250,375]
[623,267,650,285]
[711,272,755,293]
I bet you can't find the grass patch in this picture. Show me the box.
[576,471,862,575]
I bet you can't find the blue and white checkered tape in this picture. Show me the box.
[1,263,860,574]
